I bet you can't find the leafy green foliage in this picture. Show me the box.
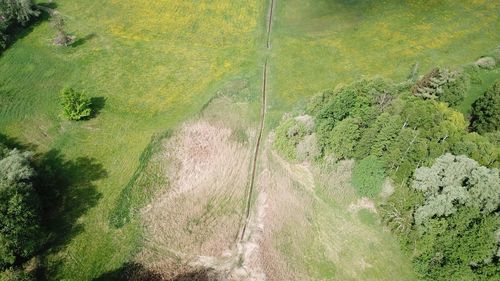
[409,154,500,280]
[0,145,42,269]
[412,68,468,106]
[278,74,500,280]
[412,154,499,224]
[351,155,385,198]
[323,117,361,160]
[0,268,34,281]
[60,88,92,121]
[471,80,500,134]
[312,78,393,151]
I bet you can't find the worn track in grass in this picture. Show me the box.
[239,0,275,242]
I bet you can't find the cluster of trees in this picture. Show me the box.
[0,0,38,49]
[276,76,498,183]
[273,57,500,280]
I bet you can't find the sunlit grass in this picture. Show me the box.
[0,0,264,279]
[269,0,500,114]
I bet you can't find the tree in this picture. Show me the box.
[0,145,42,268]
[351,155,385,198]
[60,87,92,121]
[324,117,361,159]
[0,0,39,48]
[0,0,38,24]
[412,154,499,223]
[412,68,468,106]
[50,12,74,46]
[410,154,500,280]
[471,80,500,134]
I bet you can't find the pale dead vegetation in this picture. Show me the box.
[348,197,378,214]
[139,119,253,278]
[255,144,313,281]
[380,178,395,201]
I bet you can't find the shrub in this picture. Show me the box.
[440,70,469,106]
[274,116,313,160]
[51,12,75,46]
[60,87,92,121]
[474,56,496,70]
[351,155,385,198]
[296,133,319,161]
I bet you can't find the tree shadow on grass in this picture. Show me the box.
[71,33,96,48]
[92,262,220,281]
[33,149,106,279]
[0,133,33,151]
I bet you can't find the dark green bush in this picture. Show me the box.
[471,80,500,134]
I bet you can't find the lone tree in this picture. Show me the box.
[60,87,92,120]
[0,144,42,269]
[50,11,74,46]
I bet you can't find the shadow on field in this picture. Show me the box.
[72,33,97,48]
[92,262,163,281]
[92,262,219,281]
[0,133,33,150]
[34,149,106,279]
[90,96,106,118]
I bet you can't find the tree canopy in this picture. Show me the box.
[0,0,39,48]
[410,154,500,280]
[471,80,500,134]
[0,144,42,268]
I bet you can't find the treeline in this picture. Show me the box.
[274,49,500,280]
[0,0,39,50]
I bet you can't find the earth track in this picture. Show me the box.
[239,0,275,241]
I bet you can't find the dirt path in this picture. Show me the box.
[266,0,276,49]
[239,0,275,242]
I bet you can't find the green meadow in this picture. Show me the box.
[269,0,499,115]
[0,0,498,279]
[1,1,265,279]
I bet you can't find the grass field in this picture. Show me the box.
[0,0,498,279]
[268,0,499,119]
[0,1,265,279]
